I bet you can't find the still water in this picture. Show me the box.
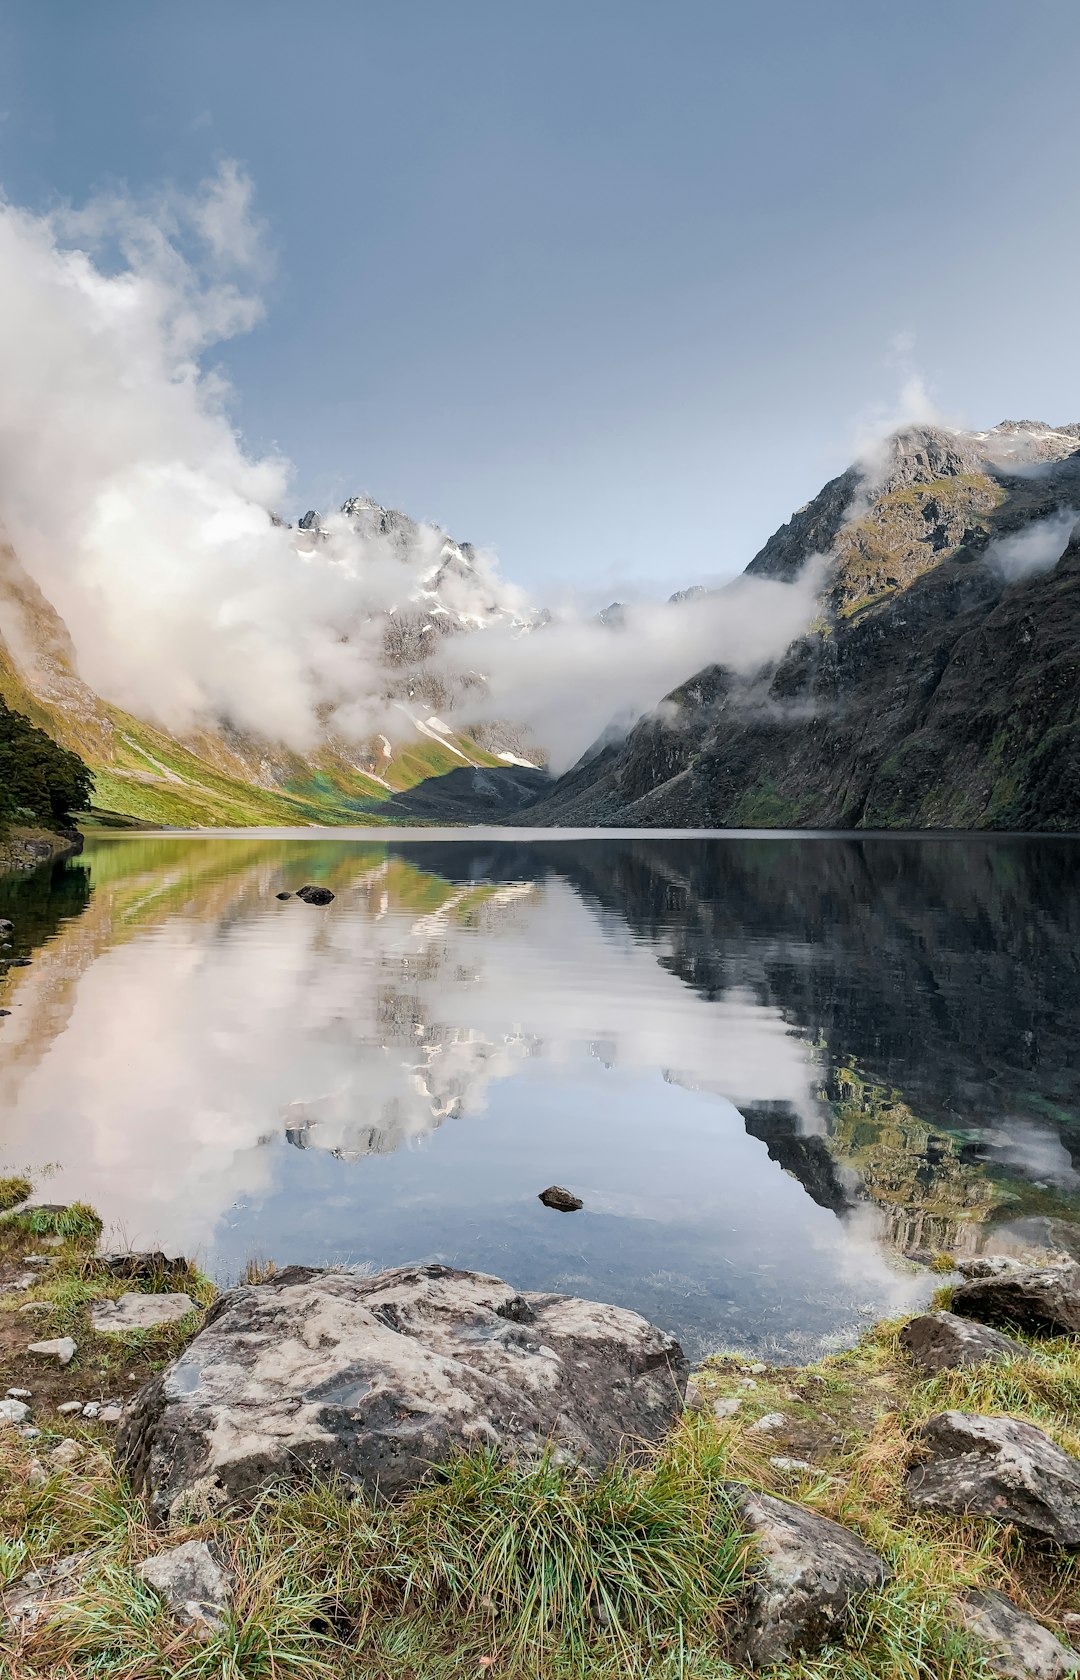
[1,833,1078,1361]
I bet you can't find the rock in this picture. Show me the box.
[117,1263,689,1521]
[138,1540,232,1630]
[295,885,334,905]
[27,1337,77,1367]
[899,1311,1028,1373]
[748,1412,788,1434]
[6,1387,31,1399]
[952,1258,1080,1336]
[81,1402,100,1418]
[20,1427,40,1440]
[748,1362,768,1374]
[906,1412,1080,1541]
[95,1250,190,1283]
[40,1235,63,1249]
[18,1302,52,1313]
[99,1404,123,1424]
[770,1457,813,1473]
[26,1459,47,1488]
[9,1275,37,1291]
[24,1255,52,1267]
[713,1396,744,1419]
[89,1293,196,1332]
[57,1400,84,1415]
[48,1439,85,1468]
[0,919,12,934]
[683,1381,705,1410]
[275,891,292,900]
[1,1551,90,1629]
[0,1399,31,1425]
[538,1186,583,1212]
[726,1484,888,1666]
[953,1588,1080,1678]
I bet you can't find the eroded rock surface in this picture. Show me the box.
[89,1293,196,1332]
[138,1540,232,1630]
[117,1263,688,1522]
[954,1588,1080,1679]
[727,1484,887,1667]
[1,1552,90,1631]
[906,1412,1080,1542]
[952,1258,1080,1337]
[900,1311,1027,1373]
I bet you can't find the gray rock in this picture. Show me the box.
[906,1412,1080,1542]
[99,1404,123,1424]
[27,1337,77,1367]
[48,1439,85,1468]
[0,919,12,935]
[900,1311,1028,1373]
[89,1293,196,1332]
[538,1185,583,1212]
[20,1427,40,1440]
[1,1551,90,1630]
[138,1539,232,1629]
[0,1398,30,1425]
[954,1588,1080,1678]
[295,885,334,905]
[57,1400,84,1415]
[117,1263,688,1522]
[713,1396,744,1419]
[726,1484,887,1666]
[748,1412,788,1434]
[952,1258,1080,1337]
[6,1387,31,1399]
[95,1251,190,1284]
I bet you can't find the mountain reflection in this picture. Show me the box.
[1,832,1077,1356]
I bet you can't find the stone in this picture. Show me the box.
[89,1293,196,1332]
[538,1185,583,1212]
[57,1400,84,1415]
[0,919,12,934]
[275,891,292,900]
[26,1459,47,1488]
[295,885,334,905]
[8,1275,36,1291]
[899,1311,1028,1373]
[683,1381,705,1410]
[0,1399,31,1425]
[953,1588,1080,1678]
[748,1412,788,1434]
[117,1263,689,1522]
[20,1427,40,1440]
[27,1337,77,1366]
[952,1257,1080,1337]
[713,1396,744,1419]
[6,1387,31,1399]
[24,1255,52,1267]
[770,1457,813,1473]
[99,1404,123,1424]
[81,1402,100,1418]
[726,1484,888,1667]
[48,1439,85,1468]
[95,1251,190,1283]
[1,1551,90,1630]
[906,1412,1080,1542]
[138,1539,232,1630]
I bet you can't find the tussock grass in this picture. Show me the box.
[0,1174,32,1212]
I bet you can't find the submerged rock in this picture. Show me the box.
[953,1588,1080,1678]
[726,1484,887,1667]
[906,1411,1080,1542]
[951,1257,1080,1337]
[899,1311,1027,1372]
[296,885,334,905]
[117,1262,688,1522]
[538,1185,583,1212]
[275,891,292,900]
[89,1293,196,1332]
[138,1540,232,1630]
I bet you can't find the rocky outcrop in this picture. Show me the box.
[0,827,83,874]
[953,1589,1080,1679]
[726,1485,887,1667]
[899,1312,1027,1373]
[906,1412,1080,1541]
[952,1258,1080,1337]
[89,1293,196,1332]
[116,1263,689,1523]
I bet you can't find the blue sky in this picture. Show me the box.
[2,0,1079,599]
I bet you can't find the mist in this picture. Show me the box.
[0,167,818,768]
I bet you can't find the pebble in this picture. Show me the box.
[748,1412,788,1434]
[27,1337,77,1367]
[48,1439,84,1468]
[739,1377,758,1390]
[99,1405,123,1424]
[748,1361,768,1374]
[6,1387,32,1399]
[26,1460,47,1488]
[24,1256,52,1268]
[0,1398,31,1425]
[18,1302,52,1313]
[8,1275,36,1291]
[713,1396,744,1419]
[770,1456,813,1473]
[81,1402,100,1419]
[20,1427,41,1441]
[57,1401,83,1416]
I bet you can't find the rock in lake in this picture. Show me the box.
[138,1540,232,1630]
[906,1411,1080,1542]
[899,1311,1027,1373]
[952,1256,1080,1336]
[117,1263,688,1522]
[27,1337,77,1367]
[275,891,292,900]
[953,1588,1080,1679]
[89,1293,196,1332]
[295,885,334,905]
[538,1185,583,1212]
[726,1485,887,1667]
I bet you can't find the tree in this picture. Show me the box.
[0,697,93,832]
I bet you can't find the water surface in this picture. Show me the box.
[1,833,1078,1360]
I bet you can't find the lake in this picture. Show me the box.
[1,831,1078,1362]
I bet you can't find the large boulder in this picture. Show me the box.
[726,1485,888,1667]
[899,1311,1027,1373]
[953,1589,1080,1679]
[906,1412,1080,1542]
[952,1257,1080,1337]
[117,1263,689,1523]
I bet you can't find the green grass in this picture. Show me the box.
[0,1174,31,1212]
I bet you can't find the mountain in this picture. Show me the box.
[517,420,1080,830]
[0,499,540,827]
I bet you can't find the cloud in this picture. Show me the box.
[984,508,1078,581]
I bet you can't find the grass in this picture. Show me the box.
[3,1187,1080,1675]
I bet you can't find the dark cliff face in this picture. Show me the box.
[518,423,1080,832]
